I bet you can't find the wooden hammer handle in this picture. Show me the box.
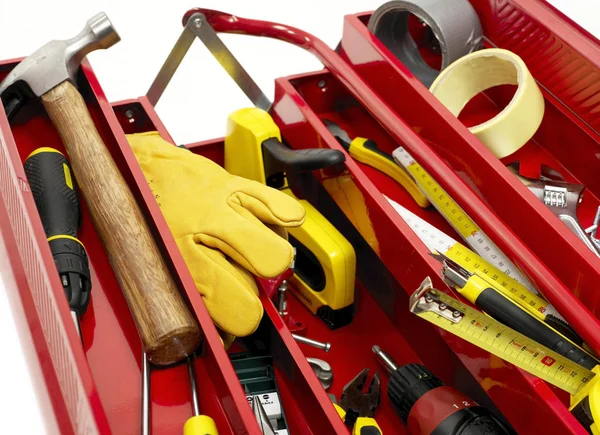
[42,81,200,365]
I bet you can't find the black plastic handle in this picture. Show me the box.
[262,138,345,186]
[476,288,598,370]
[24,149,91,315]
[25,149,80,238]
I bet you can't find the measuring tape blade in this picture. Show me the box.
[392,146,537,291]
[410,278,594,396]
[385,196,564,322]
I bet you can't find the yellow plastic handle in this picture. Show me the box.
[349,138,429,208]
[353,417,382,434]
[183,415,219,435]
[333,403,347,420]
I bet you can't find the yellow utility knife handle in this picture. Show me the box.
[183,415,219,435]
[353,417,382,434]
[349,137,429,208]
[456,275,598,370]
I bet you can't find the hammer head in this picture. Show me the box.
[0,12,119,118]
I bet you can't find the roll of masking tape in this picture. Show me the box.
[368,0,483,87]
[430,48,545,159]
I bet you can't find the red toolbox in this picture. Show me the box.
[1,2,600,435]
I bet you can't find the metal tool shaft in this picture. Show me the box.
[292,334,331,352]
[277,281,288,317]
[71,310,82,341]
[187,355,200,416]
[372,345,398,374]
[142,352,151,435]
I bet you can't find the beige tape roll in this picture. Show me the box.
[429,48,545,159]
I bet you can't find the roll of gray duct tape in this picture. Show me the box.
[368,0,483,87]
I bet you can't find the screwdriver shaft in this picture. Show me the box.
[142,351,151,435]
[187,355,200,416]
[71,310,82,341]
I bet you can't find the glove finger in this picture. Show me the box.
[177,235,263,337]
[229,181,306,227]
[218,329,237,350]
[230,260,260,296]
[264,224,289,241]
[195,208,295,278]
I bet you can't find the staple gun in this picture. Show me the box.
[225,108,356,329]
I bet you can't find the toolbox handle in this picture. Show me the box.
[181,8,600,356]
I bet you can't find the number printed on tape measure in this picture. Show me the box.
[407,164,477,239]
[392,147,540,295]
[420,292,592,395]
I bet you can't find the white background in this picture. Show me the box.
[0,1,596,433]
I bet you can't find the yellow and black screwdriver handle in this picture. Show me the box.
[24,148,91,315]
[225,108,356,329]
[323,119,429,208]
[438,256,599,370]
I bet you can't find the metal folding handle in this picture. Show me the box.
[146,8,600,355]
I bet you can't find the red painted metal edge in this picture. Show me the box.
[108,98,262,435]
[339,12,600,347]
[181,5,600,366]
[0,59,111,435]
[271,73,585,435]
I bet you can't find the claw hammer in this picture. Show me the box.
[0,13,201,366]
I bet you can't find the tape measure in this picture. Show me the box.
[410,278,594,396]
[393,146,536,291]
[385,195,565,322]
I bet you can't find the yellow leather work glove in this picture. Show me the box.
[127,132,306,339]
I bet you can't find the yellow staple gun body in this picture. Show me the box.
[225,108,355,328]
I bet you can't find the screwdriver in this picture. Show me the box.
[372,345,511,435]
[24,148,91,339]
[183,354,219,435]
[322,120,429,208]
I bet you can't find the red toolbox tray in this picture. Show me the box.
[337,1,600,318]
[0,5,598,435]
[190,7,600,358]
[0,59,344,435]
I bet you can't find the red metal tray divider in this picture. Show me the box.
[2,4,600,433]
[272,68,584,435]
[338,4,600,318]
[112,97,350,435]
[0,60,261,434]
[188,8,600,357]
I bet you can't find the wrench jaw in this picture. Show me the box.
[514,171,600,257]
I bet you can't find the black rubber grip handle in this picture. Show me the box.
[24,149,80,238]
[476,288,598,370]
[262,138,345,178]
[24,149,91,315]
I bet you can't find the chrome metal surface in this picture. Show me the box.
[292,334,331,352]
[0,12,119,97]
[147,12,271,110]
[372,345,398,374]
[307,358,333,390]
[70,310,82,341]
[409,278,464,323]
[142,351,151,435]
[187,355,200,416]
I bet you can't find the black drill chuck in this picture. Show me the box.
[373,345,512,435]
[24,148,91,315]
